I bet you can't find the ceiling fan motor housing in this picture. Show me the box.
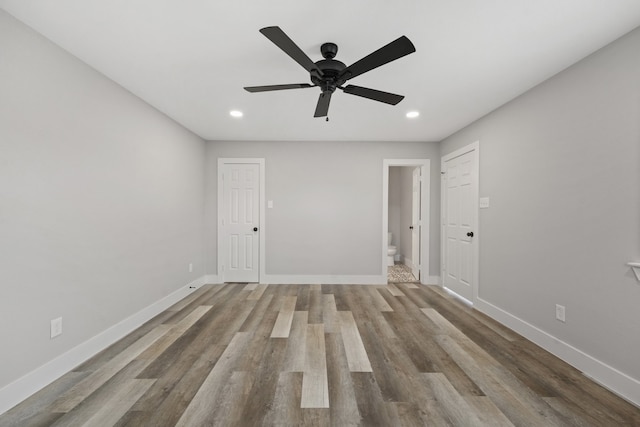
[312,43,346,93]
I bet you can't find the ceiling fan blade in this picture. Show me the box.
[260,26,324,77]
[244,83,314,93]
[339,36,415,81]
[314,92,332,117]
[342,85,404,105]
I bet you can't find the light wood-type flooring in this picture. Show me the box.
[2,283,639,426]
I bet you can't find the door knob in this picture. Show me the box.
[409,226,414,230]
[466,231,474,237]
[253,227,258,232]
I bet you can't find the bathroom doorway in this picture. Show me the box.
[382,159,430,284]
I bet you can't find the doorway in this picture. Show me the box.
[382,159,430,284]
[217,158,265,283]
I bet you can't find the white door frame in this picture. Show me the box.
[382,159,430,284]
[441,141,479,303]
[217,158,266,283]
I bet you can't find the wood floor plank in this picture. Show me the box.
[338,311,373,372]
[238,292,274,334]
[263,372,304,426]
[174,331,253,426]
[51,324,171,413]
[436,334,570,426]
[246,283,268,300]
[366,286,394,312]
[325,331,361,426]
[242,283,258,291]
[282,310,308,373]
[236,337,289,425]
[126,343,227,426]
[321,293,340,333]
[301,324,329,408]
[295,285,310,311]
[385,283,406,297]
[466,396,516,427]
[50,360,148,427]
[383,311,484,396]
[79,379,155,427]
[301,408,331,426]
[137,286,253,380]
[307,286,324,324]
[166,284,216,312]
[206,370,253,426]
[427,310,576,426]
[136,304,212,361]
[0,371,87,427]
[271,295,298,338]
[424,372,486,426]
[356,319,414,403]
[350,372,401,426]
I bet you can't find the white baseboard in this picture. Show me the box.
[0,275,207,416]
[261,274,387,285]
[475,297,640,407]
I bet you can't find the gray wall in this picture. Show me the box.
[0,11,206,390]
[205,141,440,278]
[388,167,402,257]
[441,27,640,382]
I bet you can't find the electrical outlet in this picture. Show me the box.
[555,304,566,322]
[189,263,193,273]
[50,317,62,338]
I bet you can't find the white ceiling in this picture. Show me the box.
[2,1,640,142]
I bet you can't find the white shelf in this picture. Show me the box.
[628,262,640,281]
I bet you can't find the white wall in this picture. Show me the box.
[399,167,414,263]
[0,9,205,398]
[441,26,640,403]
[388,166,415,264]
[205,141,440,280]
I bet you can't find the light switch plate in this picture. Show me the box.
[267,200,273,209]
[479,197,490,209]
[51,317,62,338]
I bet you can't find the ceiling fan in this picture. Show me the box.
[244,26,416,118]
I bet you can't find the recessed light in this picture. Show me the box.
[230,110,243,118]
[406,111,420,118]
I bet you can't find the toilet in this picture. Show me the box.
[387,232,397,266]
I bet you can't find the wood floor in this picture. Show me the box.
[2,283,639,426]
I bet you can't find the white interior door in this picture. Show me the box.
[442,145,478,301]
[222,163,260,283]
[411,167,421,280]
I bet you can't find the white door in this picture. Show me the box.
[442,145,478,302]
[411,167,421,280]
[222,163,260,283]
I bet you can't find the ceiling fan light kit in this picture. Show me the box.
[244,26,416,118]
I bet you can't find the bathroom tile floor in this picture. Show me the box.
[388,263,418,283]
